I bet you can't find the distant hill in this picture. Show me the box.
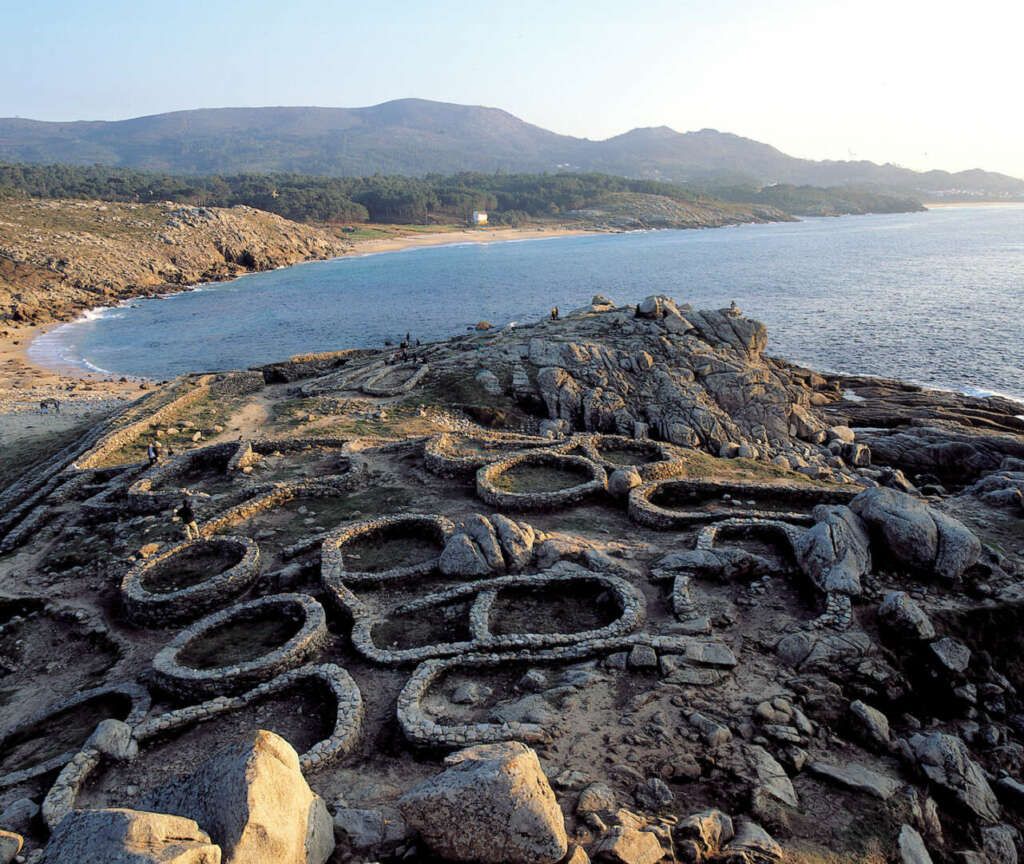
[2,99,1022,199]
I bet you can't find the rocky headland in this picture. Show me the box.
[0,295,1021,863]
[0,198,349,327]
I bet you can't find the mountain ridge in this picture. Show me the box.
[1,98,1021,199]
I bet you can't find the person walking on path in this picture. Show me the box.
[147,442,158,466]
[176,498,199,540]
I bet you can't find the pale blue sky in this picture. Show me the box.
[3,0,1022,177]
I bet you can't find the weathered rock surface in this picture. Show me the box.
[143,730,334,864]
[398,741,568,864]
[897,824,933,864]
[850,488,981,580]
[908,732,1001,823]
[40,808,220,864]
[524,297,829,450]
[0,830,21,864]
[878,591,936,641]
[808,761,902,800]
[794,504,870,595]
[591,826,664,864]
[0,199,347,326]
[721,819,783,863]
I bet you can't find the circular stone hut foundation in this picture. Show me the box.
[578,434,688,481]
[120,535,260,626]
[628,477,858,528]
[321,513,454,587]
[0,682,150,789]
[423,432,554,478]
[476,451,607,510]
[152,593,328,698]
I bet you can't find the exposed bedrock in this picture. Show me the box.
[142,730,334,864]
[523,296,823,452]
[398,741,567,864]
[849,487,981,581]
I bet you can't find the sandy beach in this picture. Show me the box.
[0,322,144,451]
[346,224,595,255]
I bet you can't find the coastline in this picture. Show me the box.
[923,200,1024,208]
[344,224,598,255]
[0,224,602,432]
[4,225,599,377]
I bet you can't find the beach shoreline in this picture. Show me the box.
[3,223,599,383]
[0,223,601,439]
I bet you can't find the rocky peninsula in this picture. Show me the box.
[0,294,1021,863]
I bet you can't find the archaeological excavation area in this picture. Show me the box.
[0,296,1023,863]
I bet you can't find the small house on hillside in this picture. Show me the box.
[471,210,488,226]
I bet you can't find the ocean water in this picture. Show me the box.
[29,205,1024,402]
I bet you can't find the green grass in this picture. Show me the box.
[96,391,246,467]
[493,463,591,493]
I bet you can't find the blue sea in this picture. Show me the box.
[28,205,1024,402]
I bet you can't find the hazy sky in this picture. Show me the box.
[3,0,1022,177]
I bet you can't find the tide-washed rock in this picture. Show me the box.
[398,741,567,864]
[908,732,1001,823]
[143,730,333,864]
[850,488,981,581]
[793,504,871,596]
[878,592,936,641]
[591,826,664,864]
[897,824,933,864]
[40,808,220,864]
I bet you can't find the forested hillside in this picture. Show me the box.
[0,163,922,225]
[2,100,1022,199]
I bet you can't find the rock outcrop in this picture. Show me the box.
[0,199,347,326]
[793,504,871,595]
[40,808,221,864]
[849,488,981,580]
[143,730,334,864]
[399,742,568,864]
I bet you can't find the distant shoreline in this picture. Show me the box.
[923,201,1024,208]
[343,224,599,256]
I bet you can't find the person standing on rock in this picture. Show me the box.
[147,442,158,466]
[176,498,199,540]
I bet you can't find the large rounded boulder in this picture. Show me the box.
[849,487,980,581]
